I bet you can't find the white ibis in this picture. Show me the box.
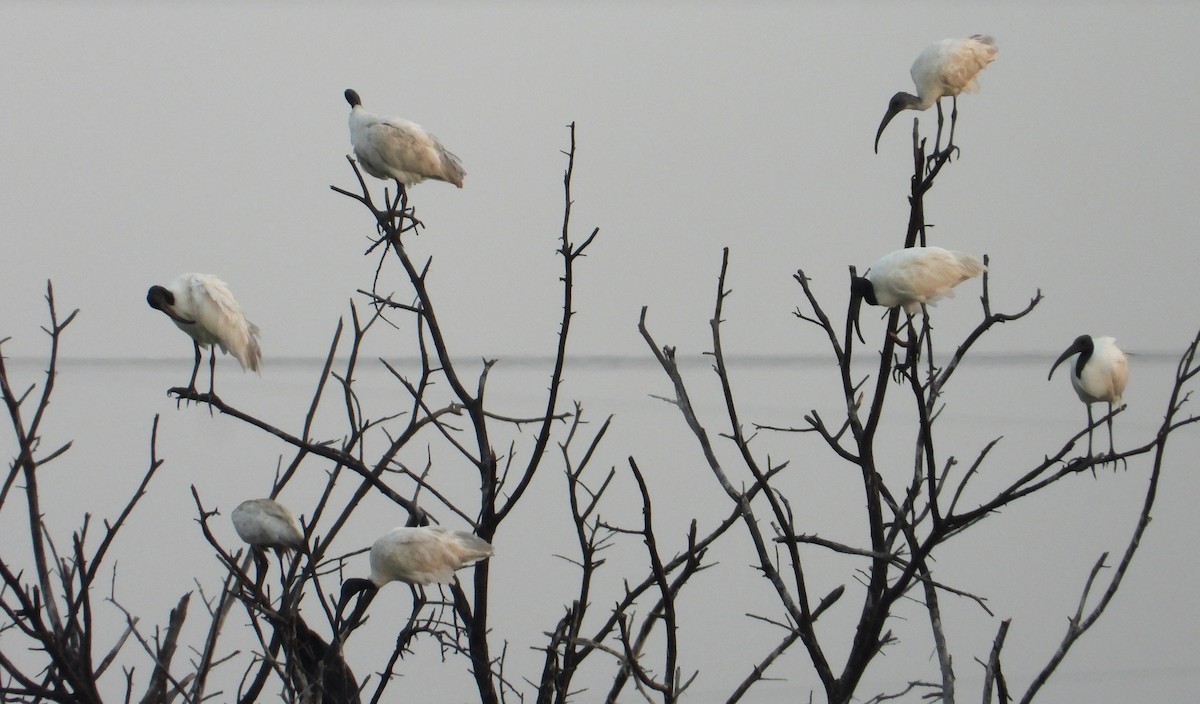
[344,88,465,189]
[337,526,494,633]
[232,498,306,553]
[146,273,261,395]
[232,498,307,584]
[1049,335,1129,458]
[875,35,998,153]
[850,246,986,340]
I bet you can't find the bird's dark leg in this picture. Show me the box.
[926,100,950,171]
[274,549,291,590]
[392,180,423,233]
[188,342,202,392]
[890,312,919,382]
[1106,402,1116,460]
[207,346,217,397]
[946,95,961,159]
[252,550,269,589]
[950,96,960,149]
[935,100,946,153]
[1086,405,1095,458]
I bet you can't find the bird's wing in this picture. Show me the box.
[942,36,998,94]
[1110,348,1130,402]
[192,276,261,371]
[370,119,450,178]
[451,531,495,563]
[887,253,942,304]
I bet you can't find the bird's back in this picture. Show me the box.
[173,274,262,372]
[870,247,985,310]
[350,109,465,187]
[914,35,997,98]
[371,527,494,585]
[232,499,304,551]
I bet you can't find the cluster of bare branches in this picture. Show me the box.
[3,119,1198,704]
[635,115,1200,704]
[0,286,173,703]
[0,125,703,704]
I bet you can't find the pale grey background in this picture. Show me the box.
[2,2,1198,703]
[3,2,1198,361]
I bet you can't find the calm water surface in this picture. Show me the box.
[2,354,1197,703]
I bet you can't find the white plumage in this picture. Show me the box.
[852,246,986,314]
[345,88,465,188]
[875,35,998,152]
[146,273,261,393]
[1049,335,1129,457]
[365,526,494,587]
[337,526,494,633]
[232,498,305,554]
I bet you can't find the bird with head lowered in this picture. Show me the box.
[849,246,986,343]
[146,273,261,396]
[875,35,997,153]
[336,526,494,635]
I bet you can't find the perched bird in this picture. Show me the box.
[337,527,494,633]
[344,88,465,189]
[146,273,261,395]
[850,246,985,340]
[232,498,307,585]
[232,498,306,554]
[875,35,998,153]
[1049,335,1129,458]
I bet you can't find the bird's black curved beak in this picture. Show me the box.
[874,105,901,154]
[1048,337,1089,380]
[849,277,869,344]
[849,292,866,345]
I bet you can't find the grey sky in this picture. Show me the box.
[3,2,1198,362]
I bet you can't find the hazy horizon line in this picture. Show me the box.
[0,350,1184,368]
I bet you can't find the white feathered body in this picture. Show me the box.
[1070,336,1128,406]
[911,35,998,109]
[164,273,261,371]
[867,247,986,314]
[232,498,305,553]
[369,526,494,586]
[348,107,465,188]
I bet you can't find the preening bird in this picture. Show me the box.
[875,35,998,153]
[345,88,465,189]
[232,498,307,584]
[1049,335,1129,458]
[337,527,494,633]
[850,246,986,340]
[146,273,261,395]
[232,498,306,553]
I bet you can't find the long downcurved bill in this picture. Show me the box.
[162,308,196,326]
[850,292,866,344]
[1048,341,1086,381]
[874,104,904,153]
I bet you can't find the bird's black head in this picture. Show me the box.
[874,91,917,154]
[146,285,173,311]
[849,276,877,344]
[1049,335,1094,381]
[850,276,878,307]
[344,89,362,108]
[146,285,196,325]
[335,577,377,637]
